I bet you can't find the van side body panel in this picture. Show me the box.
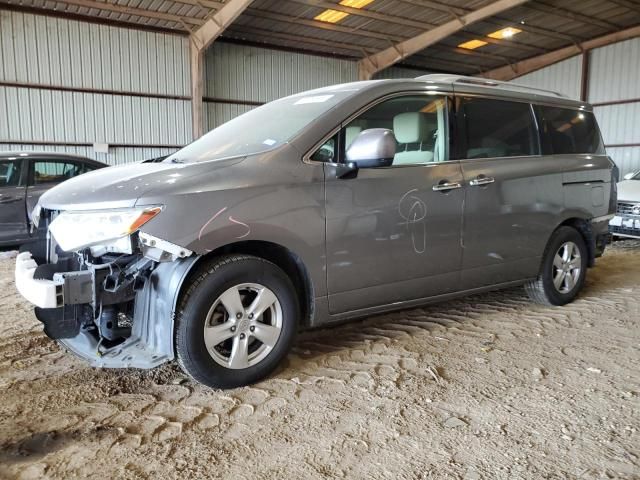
[459,155,565,290]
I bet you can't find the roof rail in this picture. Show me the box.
[456,77,567,99]
[415,74,568,99]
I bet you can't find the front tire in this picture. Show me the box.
[175,255,299,389]
[525,226,588,306]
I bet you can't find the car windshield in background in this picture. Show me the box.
[165,87,359,164]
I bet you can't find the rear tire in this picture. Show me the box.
[175,254,299,389]
[525,226,588,306]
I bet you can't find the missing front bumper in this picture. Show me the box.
[15,250,199,369]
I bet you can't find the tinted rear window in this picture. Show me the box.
[458,97,539,159]
[536,106,605,155]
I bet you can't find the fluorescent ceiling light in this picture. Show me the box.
[488,27,522,39]
[314,9,348,23]
[314,0,375,23]
[458,39,488,50]
[340,0,375,7]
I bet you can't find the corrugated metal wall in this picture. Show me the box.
[510,37,640,176]
[3,9,638,173]
[0,10,190,164]
[374,66,432,79]
[512,55,582,99]
[588,37,640,104]
[203,42,358,130]
[589,37,640,176]
[201,43,434,131]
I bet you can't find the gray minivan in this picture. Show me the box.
[15,75,616,389]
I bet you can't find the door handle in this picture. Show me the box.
[469,176,495,187]
[432,181,462,192]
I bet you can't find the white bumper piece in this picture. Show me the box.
[15,252,63,309]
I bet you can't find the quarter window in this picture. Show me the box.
[343,95,450,165]
[536,106,605,155]
[0,159,22,187]
[458,97,539,159]
[310,133,339,163]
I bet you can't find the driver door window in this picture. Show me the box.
[32,160,79,185]
[343,95,450,166]
[0,159,23,188]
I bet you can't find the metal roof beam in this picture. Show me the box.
[245,8,400,42]
[357,0,530,79]
[606,0,640,15]
[227,25,376,56]
[481,24,640,81]
[192,0,253,50]
[167,0,224,11]
[522,2,621,31]
[456,31,547,54]
[46,0,204,25]
[228,25,480,73]
[290,0,545,55]
[395,0,466,16]
[245,8,523,62]
[288,0,438,29]
[395,1,588,43]
[487,17,584,43]
[189,0,253,140]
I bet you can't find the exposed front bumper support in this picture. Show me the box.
[15,252,63,308]
[58,256,199,368]
[17,252,199,369]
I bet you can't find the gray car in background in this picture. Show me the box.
[0,152,105,246]
[14,75,616,389]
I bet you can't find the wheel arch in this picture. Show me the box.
[179,240,315,328]
[557,217,596,267]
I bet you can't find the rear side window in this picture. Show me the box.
[0,159,22,187]
[536,106,605,155]
[33,161,82,185]
[458,97,539,159]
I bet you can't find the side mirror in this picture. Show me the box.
[345,128,396,168]
[624,172,635,180]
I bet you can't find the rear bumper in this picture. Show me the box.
[591,214,613,259]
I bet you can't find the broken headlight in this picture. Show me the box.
[49,206,162,252]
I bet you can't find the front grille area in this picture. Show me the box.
[617,202,640,216]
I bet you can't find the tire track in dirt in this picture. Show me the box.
[0,243,639,479]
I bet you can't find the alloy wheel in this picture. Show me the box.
[203,283,283,369]
[552,241,582,294]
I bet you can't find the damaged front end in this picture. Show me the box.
[15,206,197,369]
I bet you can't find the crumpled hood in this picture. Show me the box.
[617,180,640,203]
[38,157,245,211]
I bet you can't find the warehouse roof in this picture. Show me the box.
[1,0,639,76]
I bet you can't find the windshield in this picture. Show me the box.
[165,85,363,164]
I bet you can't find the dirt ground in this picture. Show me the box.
[0,243,638,480]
